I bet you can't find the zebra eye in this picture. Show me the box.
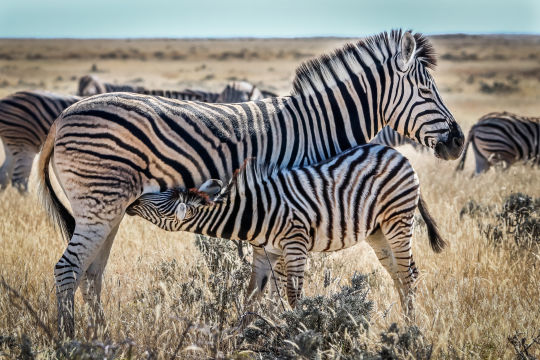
[419,87,431,96]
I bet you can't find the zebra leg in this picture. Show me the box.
[282,241,308,308]
[10,149,36,194]
[471,141,490,175]
[0,141,14,191]
[269,256,287,298]
[55,220,119,338]
[366,228,417,318]
[245,247,281,304]
[79,222,119,337]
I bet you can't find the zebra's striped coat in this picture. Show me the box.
[456,112,540,174]
[371,126,426,151]
[79,75,272,103]
[39,30,464,336]
[127,144,445,312]
[0,91,81,192]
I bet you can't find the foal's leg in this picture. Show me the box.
[245,247,281,304]
[367,225,418,318]
[282,239,309,308]
[269,256,287,298]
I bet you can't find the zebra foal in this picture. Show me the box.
[127,144,445,314]
[456,112,540,174]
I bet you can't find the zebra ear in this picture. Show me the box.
[198,179,223,195]
[400,31,416,69]
[175,203,187,220]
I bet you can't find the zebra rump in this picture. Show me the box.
[456,112,539,174]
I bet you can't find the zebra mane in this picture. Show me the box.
[291,29,437,96]
[162,187,215,207]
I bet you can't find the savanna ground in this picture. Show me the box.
[0,35,539,359]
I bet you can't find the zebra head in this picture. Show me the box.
[78,75,104,97]
[384,31,464,159]
[126,179,223,231]
[217,81,264,103]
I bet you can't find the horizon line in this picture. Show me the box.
[1,31,539,40]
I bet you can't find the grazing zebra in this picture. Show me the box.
[456,112,540,174]
[127,144,445,314]
[38,30,464,336]
[79,75,272,103]
[0,91,81,193]
[371,126,426,151]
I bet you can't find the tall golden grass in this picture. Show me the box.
[0,35,539,358]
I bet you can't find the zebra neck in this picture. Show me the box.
[181,199,244,242]
[287,80,383,159]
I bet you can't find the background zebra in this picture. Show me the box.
[127,144,445,314]
[456,112,539,174]
[79,74,274,102]
[371,126,426,151]
[38,30,464,336]
[0,80,274,194]
[0,91,81,192]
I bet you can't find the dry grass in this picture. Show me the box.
[0,35,539,359]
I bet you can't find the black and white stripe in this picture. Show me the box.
[38,30,464,336]
[78,75,272,103]
[456,112,540,174]
[371,126,425,151]
[127,144,445,313]
[0,91,81,192]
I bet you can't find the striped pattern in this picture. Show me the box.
[127,144,445,312]
[456,112,540,174]
[79,75,271,103]
[38,30,464,336]
[371,126,426,151]
[0,91,81,192]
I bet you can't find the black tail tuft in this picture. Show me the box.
[418,195,445,253]
[38,120,75,242]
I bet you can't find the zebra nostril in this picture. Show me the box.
[453,136,464,148]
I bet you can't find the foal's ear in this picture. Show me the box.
[198,179,223,195]
[175,203,187,220]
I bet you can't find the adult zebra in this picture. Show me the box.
[79,74,273,103]
[127,144,445,316]
[0,81,272,194]
[371,126,426,151]
[456,112,539,174]
[39,30,464,336]
[0,91,81,193]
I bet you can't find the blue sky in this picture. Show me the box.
[1,0,539,38]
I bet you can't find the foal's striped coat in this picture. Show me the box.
[127,144,445,313]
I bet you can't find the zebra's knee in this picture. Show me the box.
[12,177,29,194]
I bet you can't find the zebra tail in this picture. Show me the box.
[38,120,75,242]
[418,194,445,253]
[455,129,474,171]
